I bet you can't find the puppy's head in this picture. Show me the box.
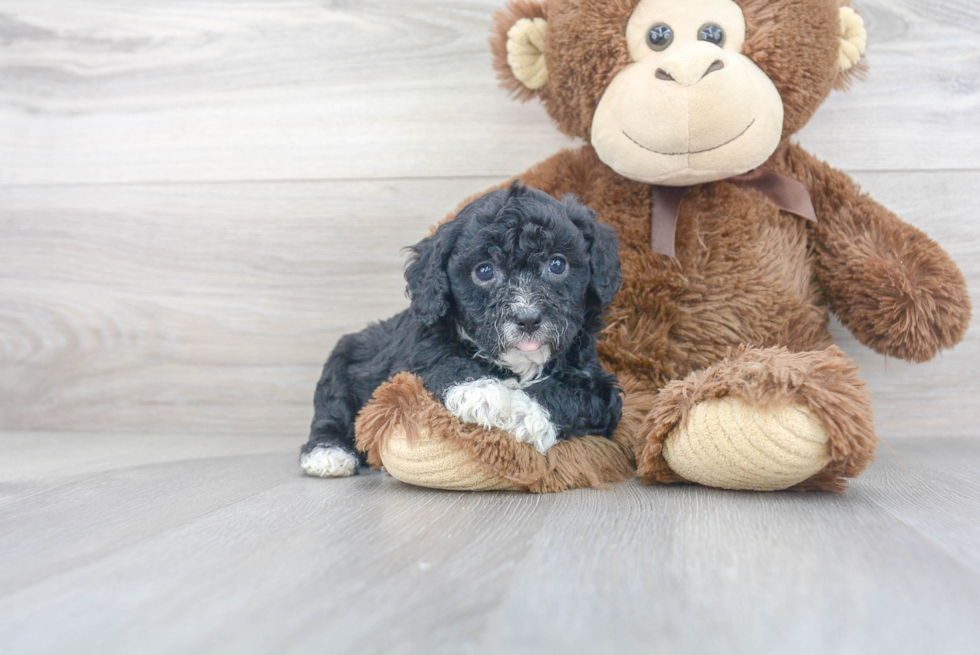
[406,182,621,376]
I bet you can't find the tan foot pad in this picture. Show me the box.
[379,426,523,492]
[354,372,637,493]
[663,397,831,491]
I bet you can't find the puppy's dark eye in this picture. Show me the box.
[474,264,495,282]
[647,24,674,51]
[548,257,567,276]
[698,24,725,47]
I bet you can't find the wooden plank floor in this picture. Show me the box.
[1,433,979,654]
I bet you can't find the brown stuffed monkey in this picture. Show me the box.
[356,0,970,493]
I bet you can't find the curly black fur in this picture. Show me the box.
[301,182,623,469]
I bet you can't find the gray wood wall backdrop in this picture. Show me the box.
[0,0,977,440]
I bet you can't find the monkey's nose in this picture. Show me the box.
[656,59,725,86]
[703,59,725,77]
[516,311,543,334]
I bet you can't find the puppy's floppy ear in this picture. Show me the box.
[563,196,622,308]
[404,219,462,326]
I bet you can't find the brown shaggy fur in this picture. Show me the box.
[359,0,969,493]
[781,144,971,362]
[356,373,639,493]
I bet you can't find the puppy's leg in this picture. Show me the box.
[443,378,516,431]
[507,390,559,454]
[300,443,359,479]
[443,378,558,454]
[523,369,623,440]
[301,334,365,478]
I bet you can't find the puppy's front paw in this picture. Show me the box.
[509,392,559,454]
[444,378,515,430]
[444,378,559,454]
[300,445,358,478]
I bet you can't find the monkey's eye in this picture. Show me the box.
[698,24,725,47]
[547,257,567,276]
[646,24,674,51]
[473,263,495,283]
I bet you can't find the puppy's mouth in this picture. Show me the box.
[496,311,560,365]
[509,328,556,355]
[517,339,543,353]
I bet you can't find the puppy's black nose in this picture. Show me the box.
[516,311,543,334]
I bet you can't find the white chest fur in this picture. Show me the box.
[495,346,552,384]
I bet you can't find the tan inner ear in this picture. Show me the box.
[838,6,867,72]
[507,17,548,90]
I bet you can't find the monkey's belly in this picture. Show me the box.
[598,251,833,386]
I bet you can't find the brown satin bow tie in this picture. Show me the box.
[649,169,818,257]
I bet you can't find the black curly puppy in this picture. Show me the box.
[300,182,623,478]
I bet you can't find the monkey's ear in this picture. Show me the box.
[404,220,462,326]
[834,4,868,89]
[563,196,622,309]
[490,0,549,101]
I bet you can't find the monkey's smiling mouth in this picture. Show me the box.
[623,119,756,156]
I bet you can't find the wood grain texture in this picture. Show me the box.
[0,0,977,187]
[0,3,976,434]
[1,172,977,438]
[1,433,978,654]
[0,177,496,434]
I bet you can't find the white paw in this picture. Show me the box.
[444,378,515,430]
[508,392,559,454]
[444,378,559,454]
[300,446,358,478]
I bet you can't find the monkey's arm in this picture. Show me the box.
[783,143,970,362]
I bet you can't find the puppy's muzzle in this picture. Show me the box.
[505,309,557,354]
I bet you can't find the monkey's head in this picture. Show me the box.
[491,0,867,186]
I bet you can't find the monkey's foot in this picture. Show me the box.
[662,397,830,491]
[354,372,636,493]
[635,346,877,492]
